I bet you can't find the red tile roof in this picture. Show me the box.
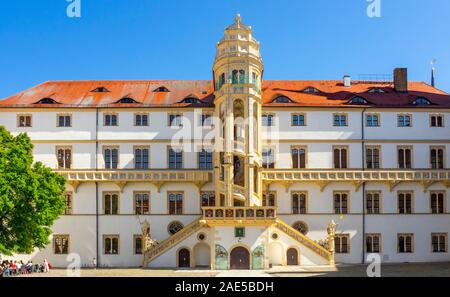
[0,80,449,108]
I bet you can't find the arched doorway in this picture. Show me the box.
[230,247,250,270]
[269,242,283,266]
[287,248,299,266]
[194,243,211,267]
[178,248,190,268]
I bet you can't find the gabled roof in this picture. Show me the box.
[1,80,449,108]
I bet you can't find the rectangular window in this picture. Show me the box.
[398,234,414,253]
[291,146,307,169]
[56,146,72,169]
[431,233,447,253]
[134,235,142,255]
[104,192,119,215]
[430,114,444,127]
[169,113,182,127]
[335,234,350,254]
[366,113,380,127]
[333,146,348,169]
[53,235,69,254]
[64,192,73,215]
[398,146,412,169]
[104,147,119,169]
[365,234,381,253]
[366,146,380,169]
[134,146,150,169]
[334,192,349,214]
[134,192,150,215]
[134,113,149,126]
[104,113,118,126]
[292,113,306,126]
[104,235,119,255]
[333,113,348,127]
[430,146,445,169]
[262,114,274,126]
[198,149,213,170]
[292,192,307,214]
[263,192,276,207]
[57,114,72,127]
[397,114,412,127]
[366,191,380,214]
[430,191,445,214]
[398,192,413,214]
[168,147,183,169]
[262,148,275,169]
[201,192,215,207]
[200,114,212,127]
[168,192,183,215]
[17,114,32,127]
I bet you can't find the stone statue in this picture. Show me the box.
[141,219,159,268]
[326,220,337,264]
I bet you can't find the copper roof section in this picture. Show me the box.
[1,80,449,108]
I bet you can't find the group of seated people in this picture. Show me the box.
[0,259,51,276]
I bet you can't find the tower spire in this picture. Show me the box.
[431,59,436,87]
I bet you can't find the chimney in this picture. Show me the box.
[394,68,408,92]
[343,75,351,87]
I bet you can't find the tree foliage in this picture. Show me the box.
[0,126,66,255]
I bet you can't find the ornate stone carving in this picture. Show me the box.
[141,219,159,267]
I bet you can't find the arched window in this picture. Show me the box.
[232,70,246,84]
[301,87,320,94]
[347,96,369,104]
[180,96,203,104]
[292,221,308,235]
[272,96,293,103]
[412,97,432,105]
[116,97,139,104]
[34,98,59,104]
[153,86,170,92]
[91,87,110,93]
[368,88,385,93]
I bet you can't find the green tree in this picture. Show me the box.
[0,126,66,255]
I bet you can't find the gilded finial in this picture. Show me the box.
[235,13,241,26]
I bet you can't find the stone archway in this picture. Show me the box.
[287,248,299,266]
[178,248,190,268]
[194,243,211,267]
[230,246,250,270]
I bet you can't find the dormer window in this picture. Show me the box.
[35,98,59,104]
[368,88,386,93]
[412,97,432,105]
[91,87,110,93]
[347,96,369,105]
[180,96,203,104]
[272,96,293,103]
[116,97,139,104]
[153,86,170,92]
[302,87,320,94]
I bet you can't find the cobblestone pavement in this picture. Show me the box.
[18,262,450,277]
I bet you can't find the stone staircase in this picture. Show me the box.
[274,218,334,264]
[143,219,205,267]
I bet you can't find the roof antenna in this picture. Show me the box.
[430,59,436,87]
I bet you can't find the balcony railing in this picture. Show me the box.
[202,207,276,221]
[56,170,213,183]
[262,169,450,182]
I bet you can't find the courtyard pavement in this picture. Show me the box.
[17,262,450,277]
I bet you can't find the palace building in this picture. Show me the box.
[1,15,450,269]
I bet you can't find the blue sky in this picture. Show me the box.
[0,0,449,98]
